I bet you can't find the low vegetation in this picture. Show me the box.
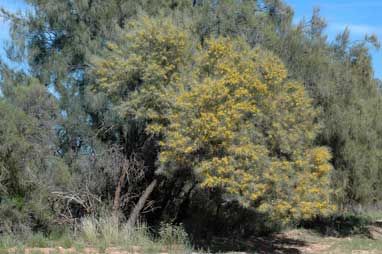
[0,214,191,254]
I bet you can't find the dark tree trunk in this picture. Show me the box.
[174,183,197,224]
[113,169,127,212]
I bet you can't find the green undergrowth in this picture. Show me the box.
[0,214,192,254]
[299,213,374,237]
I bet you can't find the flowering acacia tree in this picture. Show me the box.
[158,37,334,222]
[94,16,334,223]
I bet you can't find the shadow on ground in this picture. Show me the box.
[299,214,373,238]
[195,234,307,254]
[192,215,382,253]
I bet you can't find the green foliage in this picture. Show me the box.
[300,214,372,237]
[0,99,35,194]
[0,80,70,234]
[0,98,41,233]
[93,15,192,132]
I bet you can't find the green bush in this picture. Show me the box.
[299,214,372,237]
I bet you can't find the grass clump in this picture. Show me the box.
[81,216,99,245]
[80,213,123,246]
[0,234,19,249]
[27,233,48,248]
[159,222,189,247]
[121,221,153,246]
[78,213,191,252]
[0,213,192,253]
[99,214,120,245]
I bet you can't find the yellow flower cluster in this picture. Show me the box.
[160,37,334,222]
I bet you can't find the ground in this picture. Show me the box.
[203,226,382,254]
[3,219,382,254]
[3,230,382,254]
[259,228,382,254]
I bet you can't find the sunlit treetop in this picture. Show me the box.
[93,16,193,131]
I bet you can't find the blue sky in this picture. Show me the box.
[0,0,381,78]
[0,0,28,70]
[0,0,26,43]
[286,0,382,78]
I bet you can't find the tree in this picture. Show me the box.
[0,99,36,197]
[93,15,192,132]
[183,1,382,210]
[158,37,334,222]
[0,78,71,233]
[93,15,194,228]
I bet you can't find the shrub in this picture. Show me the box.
[80,216,98,244]
[158,223,189,247]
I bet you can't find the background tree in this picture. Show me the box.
[0,76,69,234]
